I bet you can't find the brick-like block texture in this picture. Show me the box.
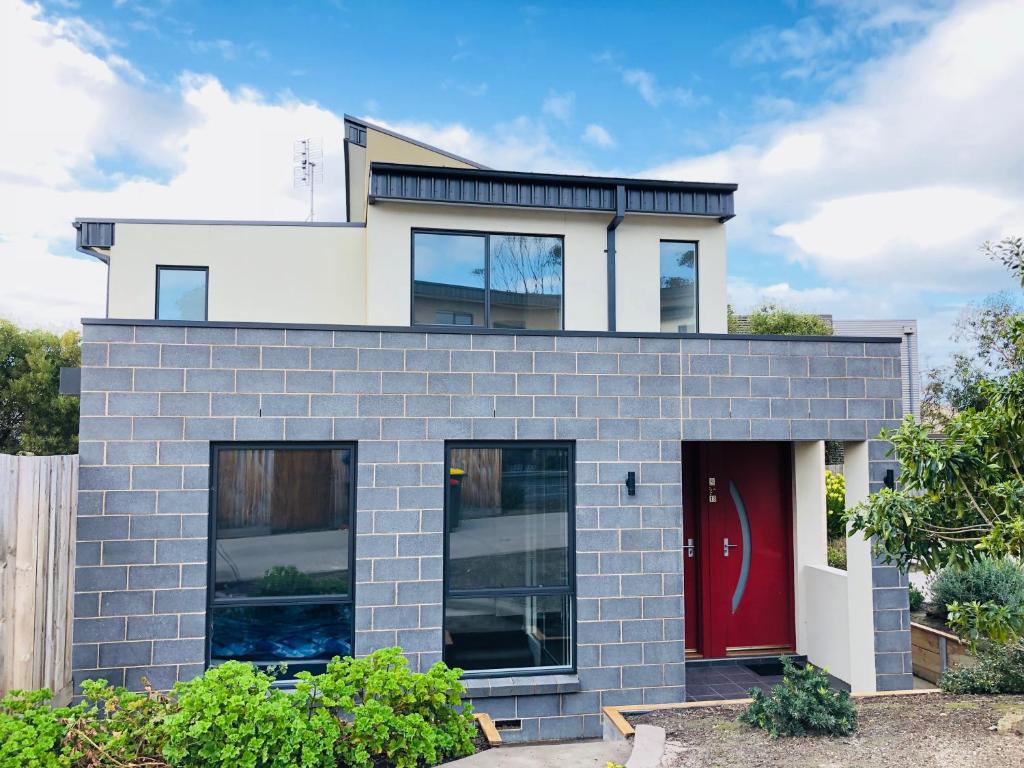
[74,323,905,738]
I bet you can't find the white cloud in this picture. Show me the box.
[542,91,574,122]
[647,0,1024,298]
[622,68,700,107]
[581,124,615,149]
[0,1,347,329]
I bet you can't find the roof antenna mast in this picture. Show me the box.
[293,138,323,221]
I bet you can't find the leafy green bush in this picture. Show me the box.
[939,640,1024,694]
[929,557,1024,619]
[0,689,76,768]
[0,648,474,768]
[908,584,925,612]
[300,647,475,768]
[163,661,340,768]
[739,657,857,738]
[826,538,847,570]
[947,599,1024,645]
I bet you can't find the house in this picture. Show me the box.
[70,116,913,742]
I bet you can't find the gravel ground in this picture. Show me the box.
[633,694,1024,768]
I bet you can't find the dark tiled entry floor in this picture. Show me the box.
[686,662,784,701]
[685,656,850,701]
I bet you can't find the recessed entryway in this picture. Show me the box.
[682,441,796,660]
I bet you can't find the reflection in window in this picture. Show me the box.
[156,266,207,321]
[660,242,698,333]
[210,445,354,670]
[413,231,563,330]
[412,233,485,327]
[444,443,574,674]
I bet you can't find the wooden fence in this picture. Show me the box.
[0,454,77,702]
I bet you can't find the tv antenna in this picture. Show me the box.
[293,138,323,221]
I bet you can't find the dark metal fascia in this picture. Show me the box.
[370,162,738,192]
[606,185,626,332]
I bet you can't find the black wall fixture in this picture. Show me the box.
[625,471,636,496]
[884,469,895,489]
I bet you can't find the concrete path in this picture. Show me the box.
[447,739,631,767]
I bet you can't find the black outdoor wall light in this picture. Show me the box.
[625,471,636,496]
[884,469,895,489]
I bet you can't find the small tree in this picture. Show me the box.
[0,320,80,455]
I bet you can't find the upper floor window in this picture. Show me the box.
[156,266,208,321]
[413,231,563,330]
[660,241,697,333]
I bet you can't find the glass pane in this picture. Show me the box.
[214,448,352,598]
[445,594,572,672]
[660,242,697,332]
[413,233,486,326]
[488,235,563,330]
[448,446,570,590]
[157,268,206,321]
[210,602,353,666]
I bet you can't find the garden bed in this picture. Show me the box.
[631,694,1024,767]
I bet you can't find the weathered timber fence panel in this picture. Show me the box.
[0,454,77,702]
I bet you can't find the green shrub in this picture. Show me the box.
[939,640,1024,694]
[929,557,1024,619]
[826,538,847,570]
[301,647,475,768]
[162,661,340,768]
[0,689,77,768]
[71,678,173,765]
[739,657,857,738]
[908,584,925,612]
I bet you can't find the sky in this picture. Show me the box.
[2,0,1023,370]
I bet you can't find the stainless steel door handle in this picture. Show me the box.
[685,538,695,558]
[723,537,739,557]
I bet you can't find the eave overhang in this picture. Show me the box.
[368,162,737,221]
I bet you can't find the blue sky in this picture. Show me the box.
[2,0,1023,370]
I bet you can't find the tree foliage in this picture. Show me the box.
[735,302,834,336]
[922,238,1024,425]
[0,319,80,455]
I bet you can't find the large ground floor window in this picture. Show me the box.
[208,442,355,675]
[444,442,575,676]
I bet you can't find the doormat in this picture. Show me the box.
[743,659,805,677]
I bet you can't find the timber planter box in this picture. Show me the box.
[910,621,973,683]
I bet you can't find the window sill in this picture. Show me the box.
[460,673,580,698]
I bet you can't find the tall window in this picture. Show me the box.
[156,266,208,321]
[413,231,563,330]
[659,241,698,333]
[208,443,355,675]
[444,442,574,675]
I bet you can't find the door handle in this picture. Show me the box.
[685,538,695,558]
[723,537,740,557]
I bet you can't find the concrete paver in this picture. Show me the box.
[446,739,631,767]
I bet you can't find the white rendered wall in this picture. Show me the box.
[792,441,828,655]
[106,223,367,325]
[843,440,878,692]
[804,564,851,682]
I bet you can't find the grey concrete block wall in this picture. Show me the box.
[74,321,908,740]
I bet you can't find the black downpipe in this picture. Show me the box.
[606,184,625,332]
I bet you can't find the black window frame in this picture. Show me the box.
[442,440,577,678]
[156,265,209,321]
[658,240,699,334]
[411,228,566,331]
[205,441,357,672]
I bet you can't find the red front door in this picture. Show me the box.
[684,442,795,659]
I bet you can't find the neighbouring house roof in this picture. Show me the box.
[368,162,738,220]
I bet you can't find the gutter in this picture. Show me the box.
[606,184,625,332]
